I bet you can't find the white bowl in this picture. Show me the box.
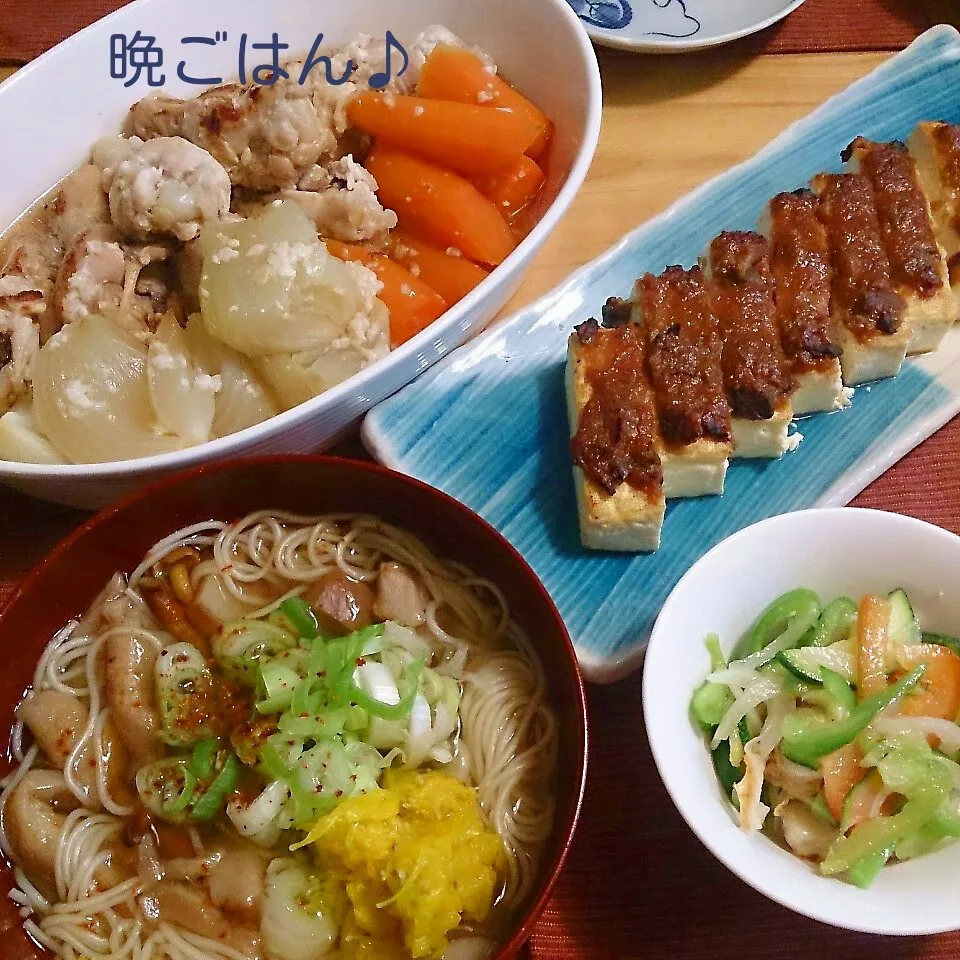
[643,507,960,935]
[0,0,601,509]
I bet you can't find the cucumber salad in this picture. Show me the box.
[691,587,960,887]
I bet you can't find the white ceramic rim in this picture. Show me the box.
[585,0,808,53]
[0,0,602,481]
[642,507,960,935]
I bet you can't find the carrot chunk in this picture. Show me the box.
[388,230,490,305]
[325,240,448,347]
[475,154,546,220]
[898,645,960,728]
[365,146,516,267]
[347,92,542,176]
[417,44,552,159]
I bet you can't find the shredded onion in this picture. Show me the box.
[873,716,960,755]
[734,695,789,831]
[712,675,782,748]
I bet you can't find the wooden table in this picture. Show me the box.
[0,48,891,576]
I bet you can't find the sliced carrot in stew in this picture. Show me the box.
[822,741,866,821]
[365,146,517,267]
[348,92,542,176]
[388,230,490,305]
[325,240,449,347]
[857,594,891,699]
[474,154,546,220]
[417,44,552,159]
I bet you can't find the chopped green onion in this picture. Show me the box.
[257,663,302,714]
[260,739,295,782]
[190,739,218,780]
[280,597,321,640]
[191,752,241,822]
[349,656,425,721]
[161,765,197,815]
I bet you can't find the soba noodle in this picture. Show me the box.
[0,512,558,960]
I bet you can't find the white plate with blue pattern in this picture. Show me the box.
[564,0,807,52]
[363,26,960,683]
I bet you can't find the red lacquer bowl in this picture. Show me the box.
[0,456,587,960]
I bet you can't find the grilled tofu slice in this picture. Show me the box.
[843,137,956,354]
[908,121,960,294]
[635,267,732,496]
[566,317,666,552]
[761,190,851,415]
[705,231,796,457]
[811,172,910,385]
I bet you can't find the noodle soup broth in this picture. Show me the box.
[0,457,586,960]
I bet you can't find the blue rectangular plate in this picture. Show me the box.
[363,26,960,682]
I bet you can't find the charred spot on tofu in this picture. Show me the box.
[304,572,375,636]
[0,330,12,369]
[600,296,632,327]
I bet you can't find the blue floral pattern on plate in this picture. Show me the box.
[364,27,960,682]
[570,0,805,51]
[567,0,634,30]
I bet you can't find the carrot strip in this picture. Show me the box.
[840,770,896,832]
[325,240,448,347]
[898,645,960,729]
[365,146,516,267]
[822,742,866,821]
[475,154,546,220]
[388,230,490,305]
[857,594,891,699]
[348,92,541,176]
[418,44,552,159]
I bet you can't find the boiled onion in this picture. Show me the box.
[199,201,371,357]
[184,315,280,437]
[32,314,182,463]
[0,404,64,464]
[147,314,218,445]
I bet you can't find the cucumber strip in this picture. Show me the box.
[775,647,856,686]
[777,649,824,686]
[888,588,921,647]
[712,739,743,800]
[810,791,836,825]
[923,632,960,657]
[811,597,857,648]
[846,845,893,889]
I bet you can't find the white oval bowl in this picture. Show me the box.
[0,0,601,509]
[643,507,960,935]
